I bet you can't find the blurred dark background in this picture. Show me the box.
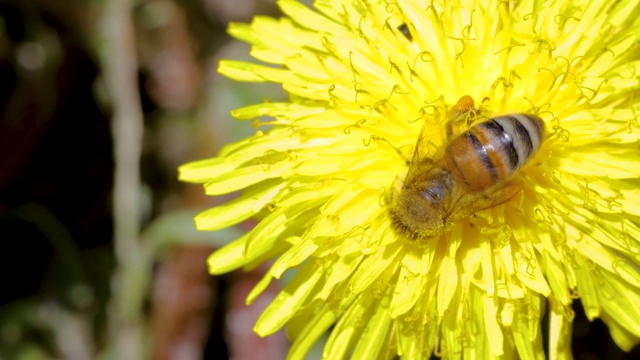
[0,0,637,359]
[0,0,288,358]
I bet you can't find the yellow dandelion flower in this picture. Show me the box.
[180,0,640,358]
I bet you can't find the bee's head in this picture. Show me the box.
[388,186,446,241]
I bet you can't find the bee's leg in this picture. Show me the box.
[446,95,476,136]
[446,120,456,139]
[445,117,469,139]
[469,182,522,215]
[488,181,521,208]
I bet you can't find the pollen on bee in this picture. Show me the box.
[449,95,475,119]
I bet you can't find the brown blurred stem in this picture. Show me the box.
[100,0,147,358]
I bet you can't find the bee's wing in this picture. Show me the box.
[407,95,477,179]
[406,114,447,180]
[445,182,521,223]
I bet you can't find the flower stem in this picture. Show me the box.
[100,0,146,358]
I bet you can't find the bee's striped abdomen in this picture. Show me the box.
[445,114,545,191]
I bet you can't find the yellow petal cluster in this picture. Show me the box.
[180,0,640,358]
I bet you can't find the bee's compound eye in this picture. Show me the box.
[421,183,446,203]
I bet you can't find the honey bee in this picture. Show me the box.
[389,96,545,240]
